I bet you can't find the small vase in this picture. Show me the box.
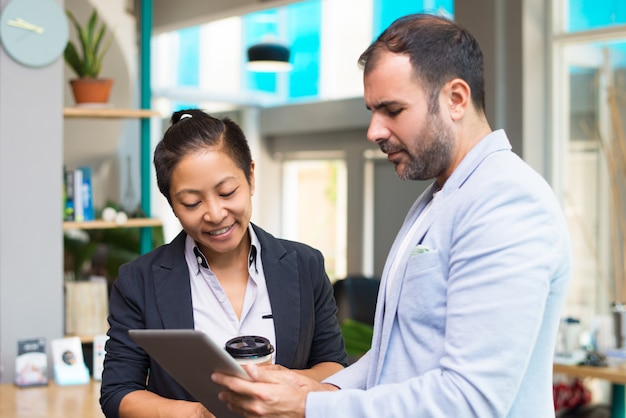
[69,78,113,106]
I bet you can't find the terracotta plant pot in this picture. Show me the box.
[69,78,113,105]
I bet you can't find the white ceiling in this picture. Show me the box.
[152,0,298,34]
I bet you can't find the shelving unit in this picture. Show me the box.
[60,2,158,346]
[62,106,162,236]
[63,105,162,252]
[63,107,161,343]
[63,105,162,243]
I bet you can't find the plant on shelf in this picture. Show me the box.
[64,8,114,105]
[64,202,165,288]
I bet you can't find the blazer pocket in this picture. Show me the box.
[399,249,446,322]
[406,248,440,272]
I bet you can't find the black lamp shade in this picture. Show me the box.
[248,42,290,62]
[246,42,292,72]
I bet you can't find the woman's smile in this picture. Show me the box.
[207,224,235,237]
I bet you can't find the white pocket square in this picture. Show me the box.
[411,245,430,256]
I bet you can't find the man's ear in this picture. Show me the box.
[442,78,471,121]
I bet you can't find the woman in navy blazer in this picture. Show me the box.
[100,109,347,418]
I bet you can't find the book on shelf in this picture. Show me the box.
[14,337,48,387]
[63,166,95,222]
[78,166,94,221]
[73,168,84,222]
[64,168,75,221]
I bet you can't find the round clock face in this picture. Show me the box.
[0,0,69,68]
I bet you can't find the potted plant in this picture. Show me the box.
[64,8,113,105]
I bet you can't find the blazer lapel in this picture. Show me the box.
[369,130,513,385]
[152,231,195,329]
[369,181,439,385]
[253,225,301,367]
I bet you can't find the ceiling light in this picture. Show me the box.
[246,42,293,72]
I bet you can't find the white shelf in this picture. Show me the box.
[63,218,163,231]
[63,107,161,119]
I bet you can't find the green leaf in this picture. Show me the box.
[64,42,82,76]
[63,8,111,78]
[64,235,99,280]
[340,319,374,357]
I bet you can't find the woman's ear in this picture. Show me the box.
[249,161,256,196]
[442,78,471,121]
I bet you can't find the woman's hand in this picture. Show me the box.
[119,390,215,418]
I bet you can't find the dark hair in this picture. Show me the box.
[358,13,485,113]
[153,109,252,204]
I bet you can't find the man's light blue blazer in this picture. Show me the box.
[308,130,572,417]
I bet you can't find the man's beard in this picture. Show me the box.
[395,113,454,181]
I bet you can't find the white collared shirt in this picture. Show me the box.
[184,225,276,362]
[385,191,439,295]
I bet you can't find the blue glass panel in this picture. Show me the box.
[240,0,455,102]
[243,1,321,99]
[286,1,321,99]
[251,72,278,93]
[568,0,626,31]
[177,27,200,87]
[374,0,454,37]
[173,102,198,112]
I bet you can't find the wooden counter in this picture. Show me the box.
[554,363,626,418]
[554,363,626,385]
[0,380,104,418]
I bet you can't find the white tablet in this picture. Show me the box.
[129,329,249,418]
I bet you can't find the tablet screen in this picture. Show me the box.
[129,329,249,417]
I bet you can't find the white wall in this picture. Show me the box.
[0,0,65,385]
[0,0,143,384]
[152,0,296,34]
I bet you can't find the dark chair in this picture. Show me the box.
[333,276,380,326]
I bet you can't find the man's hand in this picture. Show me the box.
[212,364,337,418]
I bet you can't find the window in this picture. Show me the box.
[282,159,347,281]
[151,0,454,114]
[553,1,626,339]
[562,0,626,32]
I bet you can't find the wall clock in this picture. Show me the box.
[0,0,69,67]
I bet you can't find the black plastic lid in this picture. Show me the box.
[225,336,274,359]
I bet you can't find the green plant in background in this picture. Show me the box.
[64,9,113,78]
[64,229,99,281]
[340,318,374,362]
[64,202,165,284]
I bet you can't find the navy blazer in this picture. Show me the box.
[100,223,347,418]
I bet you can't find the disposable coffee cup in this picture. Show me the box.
[225,336,274,365]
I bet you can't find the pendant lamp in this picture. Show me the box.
[246,41,293,72]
